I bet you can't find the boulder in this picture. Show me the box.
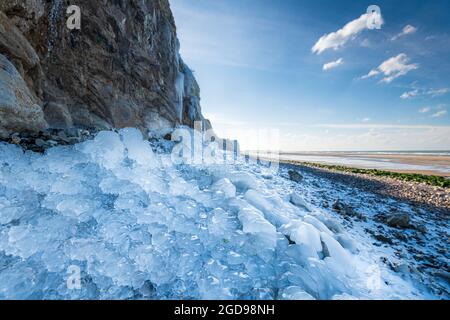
[386,213,411,228]
[0,54,47,138]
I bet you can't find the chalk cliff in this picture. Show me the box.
[0,0,211,138]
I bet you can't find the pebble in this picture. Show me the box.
[332,199,366,221]
[35,138,46,147]
[374,233,393,244]
[11,135,21,144]
[288,170,303,183]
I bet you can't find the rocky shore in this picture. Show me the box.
[281,160,450,211]
[282,162,449,298]
[0,129,97,153]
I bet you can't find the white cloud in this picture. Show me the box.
[419,107,431,113]
[391,25,417,41]
[400,89,419,99]
[362,54,418,83]
[431,110,447,118]
[280,124,450,151]
[323,58,344,71]
[312,12,383,54]
[314,124,449,129]
[362,117,371,123]
[400,87,449,99]
[427,88,450,97]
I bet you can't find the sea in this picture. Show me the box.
[255,150,450,175]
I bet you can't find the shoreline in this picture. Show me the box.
[273,152,450,177]
[279,159,450,210]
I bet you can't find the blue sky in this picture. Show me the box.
[170,0,450,151]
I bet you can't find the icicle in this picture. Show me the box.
[46,0,64,58]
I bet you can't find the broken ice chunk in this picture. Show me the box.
[281,220,323,254]
[303,215,333,235]
[211,178,236,199]
[279,286,316,300]
[119,128,158,168]
[228,172,258,192]
[289,192,311,212]
[320,232,354,275]
[208,208,237,239]
[78,131,124,170]
[238,207,277,249]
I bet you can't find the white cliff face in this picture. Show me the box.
[0,128,430,299]
[0,0,211,137]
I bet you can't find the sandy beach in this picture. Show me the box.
[277,152,450,177]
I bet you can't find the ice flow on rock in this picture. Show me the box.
[0,128,423,299]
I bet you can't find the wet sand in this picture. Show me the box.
[277,152,450,177]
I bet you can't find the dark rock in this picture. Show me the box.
[386,213,411,228]
[10,133,21,144]
[413,223,428,233]
[67,137,81,144]
[413,254,424,261]
[288,170,303,183]
[332,199,366,221]
[34,138,46,147]
[374,233,393,244]
[56,130,68,140]
[393,231,408,241]
[434,271,450,285]
[332,199,344,211]
[47,139,58,147]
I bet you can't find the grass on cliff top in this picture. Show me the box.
[286,161,450,188]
